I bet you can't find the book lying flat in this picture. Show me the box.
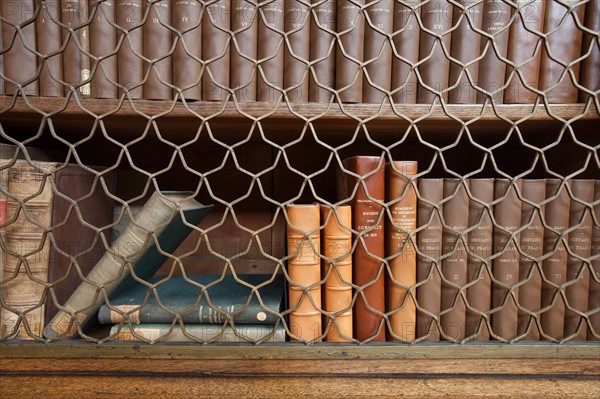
[98,274,284,325]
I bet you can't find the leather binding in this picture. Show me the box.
[202,0,230,102]
[1,0,37,96]
[61,0,82,94]
[448,0,484,104]
[491,179,522,341]
[564,180,595,340]
[89,0,118,99]
[257,0,284,102]
[588,180,600,340]
[337,156,386,342]
[416,178,443,341]
[539,0,586,103]
[476,0,512,104]
[540,179,570,340]
[286,204,322,342]
[309,0,336,103]
[466,178,493,341]
[336,0,365,104]
[417,0,453,104]
[284,0,310,103]
[362,0,394,104]
[391,0,420,104]
[37,0,63,97]
[441,179,469,341]
[518,179,546,340]
[172,0,202,101]
[504,0,546,104]
[116,0,144,99]
[579,0,600,103]
[231,0,258,102]
[143,0,172,100]
[320,204,353,342]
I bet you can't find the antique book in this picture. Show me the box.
[589,180,600,340]
[89,0,118,99]
[231,0,258,102]
[286,203,322,342]
[116,0,144,99]
[391,0,420,104]
[37,0,64,97]
[309,0,336,103]
[416,178,443,341]
[448,0,484,104]
[337,156,386,342]
[504,0,546,104]
[491,179,522,341]
[336,0,365,103]
[257,0,284,102]
[202,0,230,101]
[320,204,352,342]
[143,0,172,100]
[579,0,600,102]
[43,192,213,339]
[362,0,394,103]
[61,0,82,93]
[417,0,453,103]
[172,0,202,101]
[284,0,310,103]
[79,0,91,97]
[539,0,586,103]
[385,161,418,342]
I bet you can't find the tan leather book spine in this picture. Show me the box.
[89,0,117,99]
[337,156,386,342]
[231,0,258,102]
[1,0,37,96]
[579,0,600,102]
[362,0,394,103]
[385,161,418,342]
[417,0,453,104]
[588,180,600,340]
[61,0,82,93]
[504,0,546,104]
[416,178,443,341]
[517,179,545,340]
[143,0,172,100]
[336,0,365,104]
[320,204,352,342]
[309,0,336,103]
[540,179,570,340]
[466,178,493,341]
[391,0,420,104]
[202,0,230,102]
[287,203,322,342]
[172,0,202,101]
[257,0,284,102]
[564,179,595,340]
[448,0,484,104]
[284,0,310,103]
[539,0,586,103]
[491,178,522,341]
[116,0,144,99]
[37,0,63,97]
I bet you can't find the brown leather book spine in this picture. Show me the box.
[231,0,258,102]
[116,0,144,99]
[287,203,322,342]
[540,179,570,340]
[1,0,37,96]
[588,180,600,340]
[309,0,336,103]
[491,178,522,341]
[466,178,494,341]
[564,179,595,340]
[320,204,353,342]
[257,0,284,102]
[448,0,484,104]
[385,161,418,342]
[284,0,310,103]
[143,0,172,100]
[504,0,546,104]
[61,0,82,92]
[172,0,202,101]
[579,0,600,102]
[362,0,394,103]
[517,179,545,341]
[89,0,117,99]
[337,156,386,342]
[37,0,63,97]
[202,0,230,102]
[416,178,443,341]
[391,0,420,104]
[539,0,586,103]
[336,0,365,104]
[476,0,512,104]
[417,0,453,104]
